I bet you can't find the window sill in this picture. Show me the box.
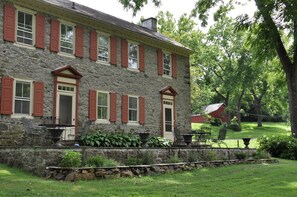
[97,61,111,66]
[58,52,75,59]
[127,68,140,73]
[95,119,110,124]
[162,75,173,79]
[11,114,34,119]
[13,43,36,50]
[127,122,140,126]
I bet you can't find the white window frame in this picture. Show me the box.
[97,32,110,64]
[128,95,139,124]
[59,20,75,57]
[128,41,139,71]
[96,91,110,124]
[12,78,33,119]
[14,6,36,49]
[163,52,172,77]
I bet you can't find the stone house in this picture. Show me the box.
[0,0,191,146]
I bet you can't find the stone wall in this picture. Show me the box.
[45,159,279,181]
[0,147,256,176]
[0,1,191,146]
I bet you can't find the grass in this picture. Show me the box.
[1,160,297,196]
[192,122,291,148]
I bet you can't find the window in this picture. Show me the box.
[163,53,171,76]
[16,10,34,46]
[97,92,109,120]
[14,80,31,115]
[128,42,138,69]
[129,96,138,122]
[98,34,109,62]
[60,23,74,54]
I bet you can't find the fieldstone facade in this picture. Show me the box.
[0,0,191,146]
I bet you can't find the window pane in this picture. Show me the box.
[98,93,108,106]
[97,106,108,119]
[22,101,30,114]
[60,24,73,54]
[129,97,137,109]
[129,110,137,121]
[128,43,138,68]
[98,35,109,62]
[23,83,31,98]
[14,100,21,113]
[15,82,23,97]
[17,11,33,45]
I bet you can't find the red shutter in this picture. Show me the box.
[139,96,145,125]
[172,54,177,78]
[0,77,14,115]
[75,26,84,58]
[139,44,145,72]
[50,19,60,52]
[157,49,163,75]
[121,39,128,68]
[109,92,117,123]
[3,4,16,42]
[33,81,44,117]
[89,31,98,61]
[110,36,117,65]
[89,90,97,121]
[35,14,45,49]
[121,95,128,123]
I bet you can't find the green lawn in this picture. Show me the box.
[192,122,291,148]
[1,160,297,196]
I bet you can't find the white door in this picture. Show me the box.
[163,100,174,141]
[56,84,76,140]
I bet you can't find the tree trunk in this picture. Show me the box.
[236,90,245,130]
[285,68,297,138]
[254,100,263,127]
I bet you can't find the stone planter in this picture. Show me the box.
[138,132,150,147]
[182,134,193,146]
[242,138,251,149]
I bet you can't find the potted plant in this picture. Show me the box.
[242,138,251,149]
[182,134,193,146]
[138,132,150,147]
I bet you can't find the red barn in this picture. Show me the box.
[192,103,227,123]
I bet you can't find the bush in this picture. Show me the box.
[227,123,241,131]
[210,118,222,126]
[199,151,217,161]
[147,136,172,147]
[60,151,82,167]
[125,157,143,165]
[85,155,118,167]
[167,155,182,163]
[234,152,247,160]
[258,135,297,160]
[79,131,141,147]
[252,150,271,159]
[124,152,155,165]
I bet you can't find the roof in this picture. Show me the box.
[202,103,225,114]
[41,0,190,53]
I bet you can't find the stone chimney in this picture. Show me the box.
[141,17,157,32]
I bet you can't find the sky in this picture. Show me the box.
[71,0,257,28]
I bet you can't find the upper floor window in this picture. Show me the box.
[97,92,109,120]
[98,34,109,62]
[14,80,32,115]
[128,96,138,122]
[163,53,171,76]
[60,23,74,54]
[128,42,138,69]
[16,9,35,46]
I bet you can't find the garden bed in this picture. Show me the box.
[45,159,278,181]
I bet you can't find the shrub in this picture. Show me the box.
[141,151,155,165]
[79,131,141,147]
[167,155,182,163]
[85,155,118,167]
[258,135,297,160]
[234,152,247,160]
[125,157,143,166]
[252,150,271,159]
[210,118,222,126]
[199,151,217,161]
[227,123,241,131]
[147,136,172,147]
[60,151,82,167]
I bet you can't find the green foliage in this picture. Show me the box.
[147,136,172,147]
[218,123,227,140]
[167,155,182,163]
[252,150,271,160]
[258,135,297,160]
[199,151,217,161]
[79,131,140,147]
[85,156,118,167]
[124,152,155,166]
[210,118,222,126]
[234,152,247,160]
[60,151,82,167]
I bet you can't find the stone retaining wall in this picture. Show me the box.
[45,159,278,181]
[0,147,256,176]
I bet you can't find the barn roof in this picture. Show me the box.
[202,103,225,114]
